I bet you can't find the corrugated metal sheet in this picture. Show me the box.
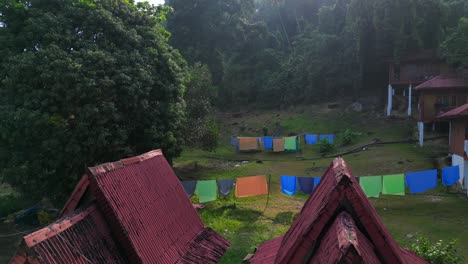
[415,75,468,90]
[437,103,468,119]
[12,204,126,264]
[87,149,229,264]
[309,212,380,263]
[251,158,427,264]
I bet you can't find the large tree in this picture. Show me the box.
[0,0,188,204]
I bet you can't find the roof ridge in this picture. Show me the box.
[23,204,97,248]
[88,149,163,175]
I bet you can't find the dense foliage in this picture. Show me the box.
[411,236,461,264]
[0,0,188,204]
[166,0,468,108]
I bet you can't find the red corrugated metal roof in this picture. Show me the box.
[87,149,230,264]
[309,212,380,263]
[250,158,427,264]
[415,74,468,90]
[11,149,229,264]
[437,103,468,119]
[12,204,127,264]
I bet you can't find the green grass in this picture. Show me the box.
[175,107,467,263]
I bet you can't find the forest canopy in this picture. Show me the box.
[166,0,468,108]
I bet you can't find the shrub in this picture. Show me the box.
[342,129,357,145]
[319,139,334,156]
[411,236,462,264]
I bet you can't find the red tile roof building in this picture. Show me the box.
[414,74,468,122]
[11,149,230,264]
[249,158,427,264]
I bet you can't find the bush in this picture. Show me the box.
[319,139,334,156]
[411,236,462,264]
[342,129,357,145]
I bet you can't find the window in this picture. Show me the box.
[442,96,449,107]
[451,95,457,107]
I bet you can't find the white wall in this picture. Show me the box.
[452,154,465,186]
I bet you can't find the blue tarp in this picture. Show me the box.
[281,175,297,195]
[405,169,437,194]
[296,177,315,194]
[217,179,235,197]
[262,136,273,150]
[304,134,318,145]
[314,177,321,188]
[181,181,197,197]
[319,134,334,144]
[442,166,460,186]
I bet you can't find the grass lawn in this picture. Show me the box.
[175,106,468,263]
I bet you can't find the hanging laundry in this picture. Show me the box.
[280,176,296,195]
[405,169,437,194]
[195,180,217,203]
[297,177,315,194]
[273,138,285,152]
[382,174,405,195]
[262,136,273,150]
[442,166,460,186]
[304,134,318,145]
[181,181,197,197]
[217,179,235,198]
[284,137,298,151]
[359,176,382,198]
[235,175,268,197]
[230,136,238,147]
[319,134,334,144]
[314,177,321,188]
[238,137,259,151]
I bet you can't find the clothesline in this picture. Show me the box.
[280,166,462,198]
[180,165,463,203]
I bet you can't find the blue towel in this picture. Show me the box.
[262,136,273,150]
[319,134,334,144]
[314,177,321,188]
[217,179,235,197]
[442,166,460,186]
[405,169,437,194]
[297,177,315,194]
[281,176,296,195]
[181,181,197,197]
[230,137,238,147]
[304,134,318,145]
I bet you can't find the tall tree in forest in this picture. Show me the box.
[0,0,188,204]
[441,17,468,67]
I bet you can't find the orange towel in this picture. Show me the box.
[238,137,259,151]
[235,175,268,197]
[273,138,285,152]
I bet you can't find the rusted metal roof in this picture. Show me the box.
[437,103,468,119]
[87,149,230,263]
[11,149,230,264]
[415,74,468,90]
[11,204,127,264]
[250,158,427,264]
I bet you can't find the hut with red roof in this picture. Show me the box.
[437,104,468,194]
[10,149,230,264]
[247,158,427,263]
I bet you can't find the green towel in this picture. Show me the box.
[382,174,405,195]
[284,137,297,151]
[359,176,382,198]
[195,180,217,203]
